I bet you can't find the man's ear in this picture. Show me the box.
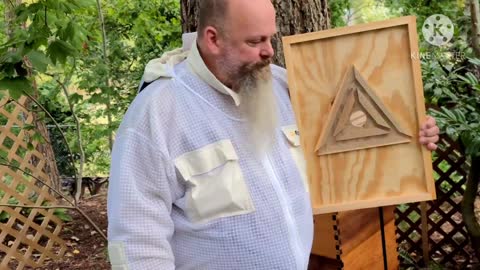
[203,26,222,55]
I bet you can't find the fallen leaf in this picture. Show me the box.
[73,249,80,254]
[71,236,80,242]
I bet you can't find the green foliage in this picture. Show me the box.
[329,0,350,27]
[0,77,33,98]
[70,0,182,174]
[350,0,394,24]
[0,0,92,96]
[378,0,480,158]
[429,58,480,157]
[1,0,182,177]
[0,3,6,44]
[53,208,73,222]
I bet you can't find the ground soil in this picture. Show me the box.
[34,189,110,270]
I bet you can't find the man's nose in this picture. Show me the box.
[260,41,274,59]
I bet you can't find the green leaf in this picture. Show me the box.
[424,82,434,90]
[466,136,480,157]
[7,197,18,205]
[0,211,10,221]
[27,142,34,151]
[32,132,45,144]
[54,208,72,222]
[26,50,50,72]
[468,58,480,66]
[0,51,22,64]
[446,126,457,138]
[433,88,442,96]
[71,0,96,8]
[457,72,479,86]
[0,77,33,98]
[441,107,457,121]
[46,40,77,65]
[69,93,83,103]
[465,72,479,85]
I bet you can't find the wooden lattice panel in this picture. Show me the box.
[395,136,476,268]
[0,96,66,269]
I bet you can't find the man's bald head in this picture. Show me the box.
[197,0,229,39]
[197,0,275,38]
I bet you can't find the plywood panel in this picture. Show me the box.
[283,16,435,214]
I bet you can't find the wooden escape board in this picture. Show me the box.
[283,16,436,214]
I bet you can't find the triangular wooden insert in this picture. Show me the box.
[315,66,412,156]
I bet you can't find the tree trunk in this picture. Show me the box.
[271,0,330,66]
[180,0,331,66]
[462,156,480,262]
[471,0,480,57]
[180,0,200,34]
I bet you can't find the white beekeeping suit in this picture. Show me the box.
[107,32,313,270]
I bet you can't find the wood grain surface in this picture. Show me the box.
[311,207,399,269]
[283,16,435,214]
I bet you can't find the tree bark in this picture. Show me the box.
[471,0,480,57]
[180,0,200,33]
[462,156,480,261]
[180,0,331,66]
[271,0,330,66]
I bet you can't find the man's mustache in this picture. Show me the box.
[240,59,272,75]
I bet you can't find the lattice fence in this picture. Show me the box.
[395,135,477,269]
[0,96,66,269]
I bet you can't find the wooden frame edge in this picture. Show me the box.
[407,17,437,200]
[312,193,434,215]
[282,16,416,45]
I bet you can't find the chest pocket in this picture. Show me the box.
[174,140,255,224]
[281,125,309,193]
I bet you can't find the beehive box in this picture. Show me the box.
[309,207,398,270]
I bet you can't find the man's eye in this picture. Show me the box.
[247,40,262,46]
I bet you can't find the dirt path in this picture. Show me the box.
[37,189,110,269]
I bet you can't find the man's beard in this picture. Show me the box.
[232,61,279,157]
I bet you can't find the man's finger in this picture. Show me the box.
[426,135,439,144]
[427,142,438,151]
[419,135,439,145]
[425,116,436,128]
[423,126,440,137]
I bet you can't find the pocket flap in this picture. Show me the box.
[174,140,238,181]
[281,125,300,147]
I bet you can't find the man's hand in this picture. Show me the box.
[419,116,440,151]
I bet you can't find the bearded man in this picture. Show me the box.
[107,0,440,269]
